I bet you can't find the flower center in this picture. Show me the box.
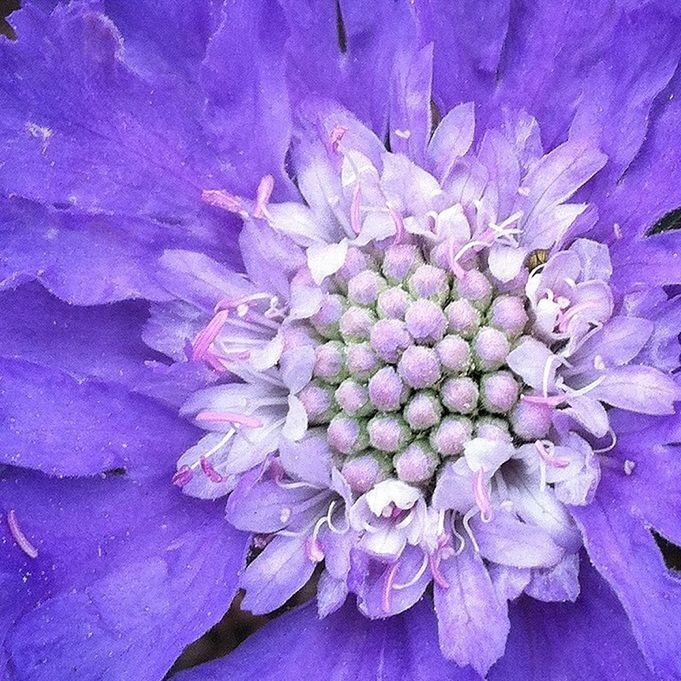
[299,241,531,494]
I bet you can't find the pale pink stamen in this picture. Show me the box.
[446,237,466,279]
[172,465,193,488]
[594,428,618,454]
[192,309,230,361]
[202,349,230,373]
[202,189,244,214]
[557,300,600,332]
[350,185,362,235]
[195,411,263,428]
[473,470,492,522]
[253,175,274,219]
[393,553,429,590]
[305,536,325,562]
[534,440,570,469]
[521,392,566,407]
[306,515,328,563]
[453,238,492,264]
[7,509,38,559]
[199,456,224,483]
[382,560,402,613]
[329,126,347,154]
[388,207,405,244]
[429,551,450,589]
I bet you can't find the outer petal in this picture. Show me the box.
[0,357,198,479]
[281,0,418,136]
[0,198,183,304]
[489,559,657,681]
[415,0,510,115]
[433,544,510,676]
[609,231,681,294]
[492,1,681,154]
[389,44,433,166]
[596,68,681,238]
[571,459,681,680]
[0,469,249,681]
[174,598,477,681]
[0,282,153,386]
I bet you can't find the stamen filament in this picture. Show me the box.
[7,509,38,559]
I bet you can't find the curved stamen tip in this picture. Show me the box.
[254,175,274,219]
[172,465,193,488]
[388,206,406,244]
[382,560,402,614]
[534,440,570,469]
[199,456,225,483]
[7,509,38,559]
[429,552,450,589]
[329,126,347,154]
[305,537,325,563]
[192,309,230,361]
[473,470,493,522]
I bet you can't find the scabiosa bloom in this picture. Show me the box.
[1,2,681,680]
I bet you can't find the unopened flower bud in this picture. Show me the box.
[368,366,406,412]
[394,441,440,484]
[398,346,441,389]
[405,299,447,344]
[445,299,481,339]
[367,415,411,452]
[404,391,442,431]
[473,327,510,371]
[480,371,520,414]
[430,416,473,457]
[442,376,478,414]
[436,335,471,374]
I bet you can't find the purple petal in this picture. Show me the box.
[489,559,657,681]
[282,0,418,137]
[416,0,509,116]
[426,102,475,183]
[570,316,654,369]
[597,69,681,238]
[433,543,510,676]
[1,469,248,681]
[226,472,327,534]
[609,231,681,294]
[589,365,680,415]
[524,552,580,603]
[569,6,681,192]
[0,357,197,479]
[571,471,681,679]
[471,511,564,569]
[0,282,152,388]
[0,199,188,304]
[389,44,433,166]
[174,598,477,681]
[239,534,317,615]
[0,5,231,225]
[200,0,296,198]
[518,139,606,250]
[356,545,431,618]
[279,430,334,487]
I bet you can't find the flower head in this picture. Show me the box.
[1,2,681,680]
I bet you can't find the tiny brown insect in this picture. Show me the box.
[528,249,549,270]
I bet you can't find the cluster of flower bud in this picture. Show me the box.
[297,243,536,494]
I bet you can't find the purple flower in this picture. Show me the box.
[1,2,681,680]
